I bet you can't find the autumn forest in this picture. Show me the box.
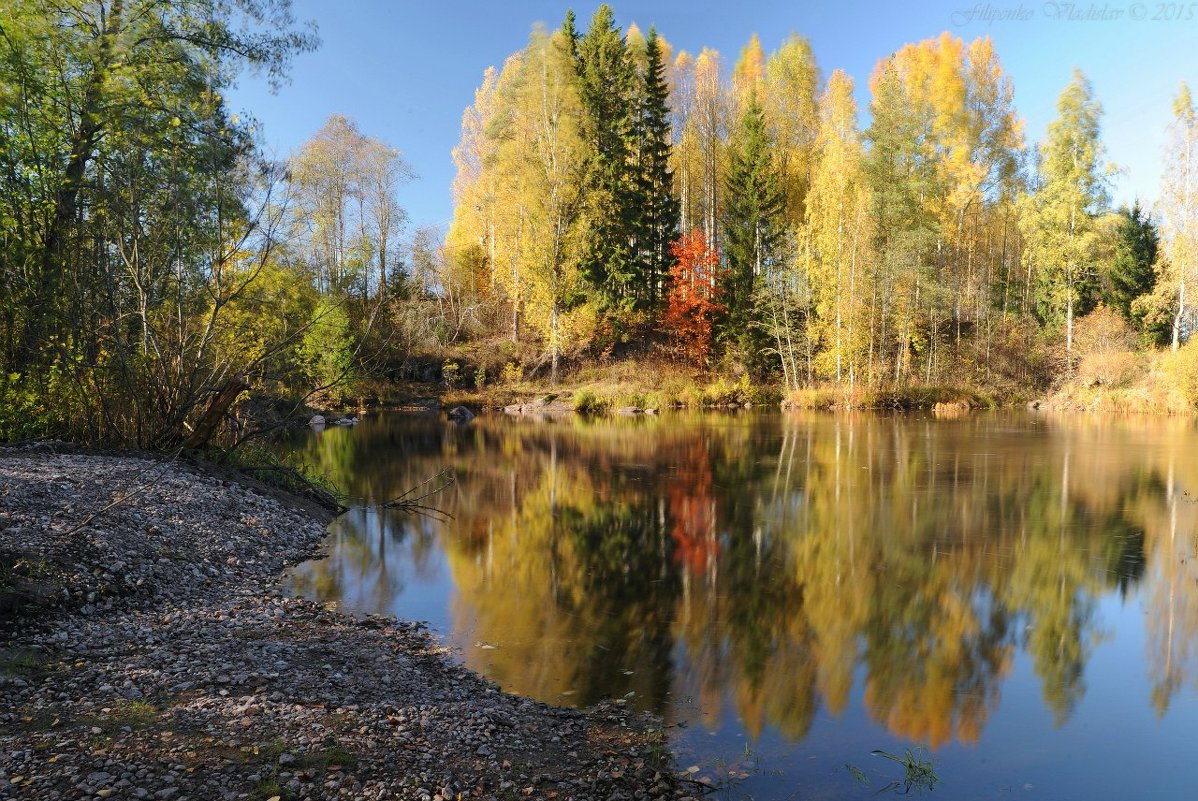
[445,6,1198,405]
[2,1,1197,445]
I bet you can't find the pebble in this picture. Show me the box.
[0,452,687,801]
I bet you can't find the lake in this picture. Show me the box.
[280,410,1198,800]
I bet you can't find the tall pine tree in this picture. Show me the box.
[574,5,636,311]
[630,27,679,308]
[1102,202,1158,324]
[722,92,785,359]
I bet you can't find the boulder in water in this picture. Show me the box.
[448,405,475,423]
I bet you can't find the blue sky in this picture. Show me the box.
[230,0,1198,237]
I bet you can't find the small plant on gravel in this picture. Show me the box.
[251,775,286,801]
[86,700,158,732]
[0,647,49,677]
[299,744,358,771]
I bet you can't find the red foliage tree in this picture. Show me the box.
[664,229,724,366]
[668,442,719,574]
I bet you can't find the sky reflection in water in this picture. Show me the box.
[283,411,1198,800]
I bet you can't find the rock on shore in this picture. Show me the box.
[0,450,690,801]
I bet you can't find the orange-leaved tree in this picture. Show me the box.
[664,229,724,365]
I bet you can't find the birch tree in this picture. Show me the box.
[1158,82,1198,350]
[1019,70,1109,355]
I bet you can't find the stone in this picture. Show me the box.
[447,406,474,423]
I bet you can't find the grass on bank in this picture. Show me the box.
[1046,340,1198,414]
[444,358,790,413]
[783,384,996,412]
[197,443,347,513]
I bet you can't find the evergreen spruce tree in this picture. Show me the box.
[575,5,636,311]
[1103,202,1159,322]
[631,27,679,308]
[722,92,785,358]
[561,9,579,60]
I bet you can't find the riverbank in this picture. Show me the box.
[0,448,690,801]
[419,358,999,417]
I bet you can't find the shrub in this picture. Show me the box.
[1159,340,1198,408]
[1077,350,1142,388]
[298,299,355,403]
[1074,304,1138,357]
[500,361,523,385]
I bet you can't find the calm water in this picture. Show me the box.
[281,410,1198,800]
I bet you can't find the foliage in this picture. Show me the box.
[1019,69,1110,353]
[1072,304,1138,357]
[574,5,637,310]
[721,92,785,355]
[298,299,356,403]
[444,21,1194,397]
[663,230,724,366]
[1159,339,1198,408]
[501,362,524,384]
[0,0,318,446]
[1100,203,1159,327]
[629,28,681,308]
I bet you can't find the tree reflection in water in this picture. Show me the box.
[282,411,1198,752]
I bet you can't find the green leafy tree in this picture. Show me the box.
[299,299,356,402]
[865,60,940,382]
[0,0,316,445]
[1019,70,1110,355]
[1,0,317,369]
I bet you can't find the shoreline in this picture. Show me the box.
[0,449,689,801]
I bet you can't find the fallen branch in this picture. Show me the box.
[379,468,456,521]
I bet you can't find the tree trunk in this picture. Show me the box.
[550,303,560,385]
[182,375,250,449]
[1173,277,1186,352]
[1066,285,1074,355]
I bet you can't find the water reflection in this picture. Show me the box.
[282,411,1198,795]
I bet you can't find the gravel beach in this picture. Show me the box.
[0,449,691,801]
